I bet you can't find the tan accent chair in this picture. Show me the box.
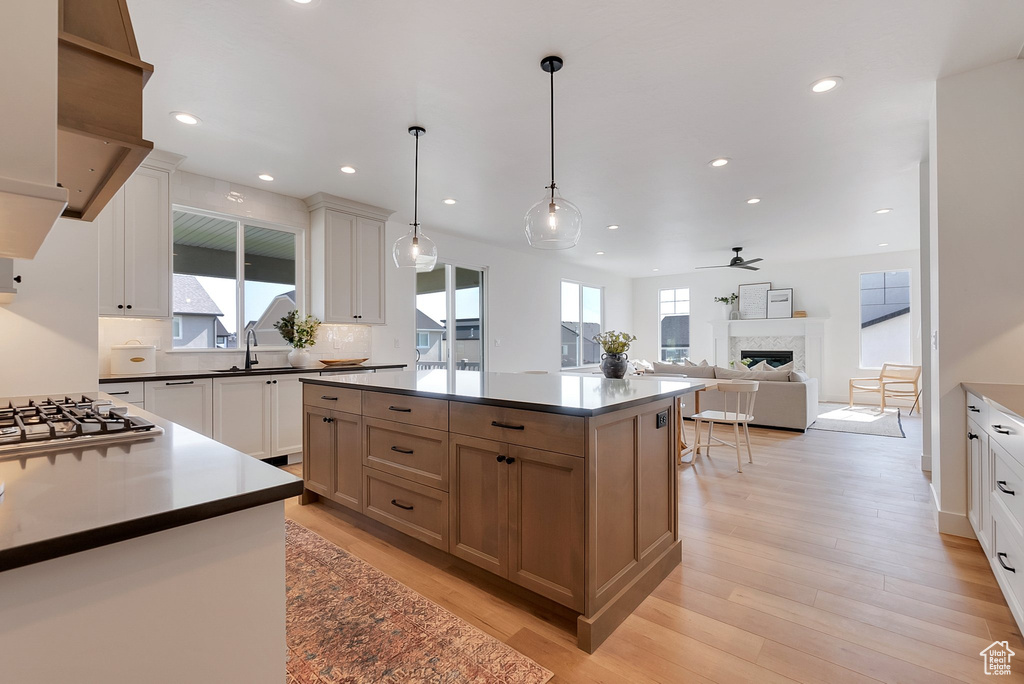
[849,363,921,412]
[693,380,759,473]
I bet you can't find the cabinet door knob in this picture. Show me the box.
[998,552,1016,573]
[505,457,516,464]
[496,455,506,462]
[267,380,272,384]
[117,304,124,309]
[126,304,132,310]
[998,480,1016,496]
[968,432,978,440]
[273,380,277,384]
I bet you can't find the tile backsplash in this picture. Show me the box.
[98,318,371,375]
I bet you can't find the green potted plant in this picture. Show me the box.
[592,330,637,379]
[273,310,322,368]
[714,293,738,319]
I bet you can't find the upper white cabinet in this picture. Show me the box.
[98,152,182,318]
[306,193,394,325]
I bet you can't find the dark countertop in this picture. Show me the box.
[962,382,1024,424]
[99,363,407,383]
[0,394,303,572]
[301,369,703,417]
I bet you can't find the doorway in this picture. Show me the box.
[415,262,485,371]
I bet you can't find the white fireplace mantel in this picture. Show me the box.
[710,317,827,390]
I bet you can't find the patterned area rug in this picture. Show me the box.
[810,403,906,438]
[285,520,553,684]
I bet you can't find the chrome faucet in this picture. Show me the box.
[244,330,259,371]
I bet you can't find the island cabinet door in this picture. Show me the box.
[507,445,585,612]
[303,406,334,498]
[449,435,509,576]
[332,411,363,511]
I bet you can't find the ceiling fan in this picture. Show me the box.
[696,247,763,271]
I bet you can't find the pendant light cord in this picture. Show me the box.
[413,131,420,239]
[549,63,556,199]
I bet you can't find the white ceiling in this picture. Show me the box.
[127,0,1024,277]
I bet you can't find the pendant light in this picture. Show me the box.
[393,125,438,272]
[525,55,582,249]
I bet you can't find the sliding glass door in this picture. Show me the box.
[415,263,484,371]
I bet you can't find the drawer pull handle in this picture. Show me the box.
[391,446,414,455]
[998,552,1016,573]
[998,480,1016,496]
[496,455,506,462]
[993,425,1012,435]
[390,499,414,511]
[166,380,194,386]
[389,406,412,413]
[968,432,978,440]
[968,405,981,413]
[321,395,338,401]
[506,457,516,464]
[491,421,525,431]
[107,391,130,396]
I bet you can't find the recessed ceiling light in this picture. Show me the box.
[595,251,605,256]
[811,76,843,93]
[443,198,457,205]
[340,166,356,174]
[258,174,274,182]
[709,158,730,167]
[291,0,313,3]
[653,268,660,272]
[171,111,200,125]
[607,224,620,230]
[874,208,893,214]
[746,198,761,204]
[878,243,889,247]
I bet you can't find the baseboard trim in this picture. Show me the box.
[921,454,932,472]
[932,493,976,538]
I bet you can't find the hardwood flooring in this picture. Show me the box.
[283,413,1024,682]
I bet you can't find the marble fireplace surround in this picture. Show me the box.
[711,318,827,391]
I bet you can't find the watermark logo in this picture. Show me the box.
[981,641,1015,676]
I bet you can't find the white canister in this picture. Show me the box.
[110,339,156,375]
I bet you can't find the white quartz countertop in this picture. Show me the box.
[962,382,1024,424]
[302,369,704,416]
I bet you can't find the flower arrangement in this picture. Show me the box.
[592,330,637,355]
[713,293,738,305]
[273,310,322,349]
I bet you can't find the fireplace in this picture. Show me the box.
[741,350,794,368]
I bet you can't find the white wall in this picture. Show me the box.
[371,224,634,373]
[630,250,921,402]
[929,58,1024,536]
[0,218,98,396]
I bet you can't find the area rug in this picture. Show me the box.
[809,403,905,438]
[285,520,553,684]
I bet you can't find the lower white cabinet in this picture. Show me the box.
[967,416,990,551]
[144,379,214,437]
[212,373,316,460]
[102,381,145,408]
[271,374,307,456]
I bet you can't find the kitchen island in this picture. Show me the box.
[299,369,702,652]
[0,394,303,683]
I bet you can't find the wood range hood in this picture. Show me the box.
[58,0,154,222]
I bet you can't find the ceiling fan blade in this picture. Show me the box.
[738,258,763,266]
[695,264,730,269]
[737,265,760,271]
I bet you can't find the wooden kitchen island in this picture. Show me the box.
[298,369,702,652]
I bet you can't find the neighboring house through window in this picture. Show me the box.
[659,288,690,361]
[561,280,602,368]
[171,316,183,340]
[860,270,912,368]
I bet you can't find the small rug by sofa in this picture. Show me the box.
[810,403,905,438]
[285,520,553,684]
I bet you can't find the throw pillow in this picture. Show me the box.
[682,358,696,367]
[652,361,688,374]
[715,366,791,381]
[790,370,811,383]
[748,361,769,371]
[775,361,794,372]
[678,365,717,379]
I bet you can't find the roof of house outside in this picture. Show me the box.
[416,309,444,331]
[173,274,223,316]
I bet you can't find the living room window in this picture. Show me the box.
[659,288,690,361]
[561,280,602,368]
[859,270,912,368]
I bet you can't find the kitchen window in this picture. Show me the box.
[561,280,602,368]
[859,270,912,368]
[171,209,303,350]
[659,288,690,361]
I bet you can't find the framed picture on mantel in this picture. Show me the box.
[738,282,772,319]
[767,288,794,319]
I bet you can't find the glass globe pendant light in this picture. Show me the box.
[525,55,582,249]
[393,125,438,272]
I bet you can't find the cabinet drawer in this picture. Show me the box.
[989,407,1024,467]
[993,440,1024,534]
[303,384,361,414]
[102,381,144,404]
[364,417,449,491]
[992,510,1024,618]
[966,391,988,425]
[362,469,448,550]
[449,402,585,457]
[362,391,448,431]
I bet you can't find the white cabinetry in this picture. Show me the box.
[98,153,181,318]
[306,193,393,325]
[271,374,307,456]
[102,381,145,408]
[144,378,214,437]
[212,372,316,460]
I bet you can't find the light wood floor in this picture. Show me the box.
[283,413,1024,683]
